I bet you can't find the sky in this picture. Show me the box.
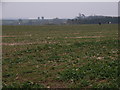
[1,0,119,2]
[2,2,118,19]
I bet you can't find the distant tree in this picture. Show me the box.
[41,16,44,20]
[18,19,22,25]
[99,22,101,25]
[38,17,40,20]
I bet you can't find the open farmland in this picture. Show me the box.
[2,24,119,88]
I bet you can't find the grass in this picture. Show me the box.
[2,24,119,88]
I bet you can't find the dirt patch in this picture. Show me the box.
[1,41,58,46]
[73,33,80,35]
[0,36,15,38]
[65,36,104,39]
[94,32,102,34]
[0,42,35,46]
[40,80,67,88]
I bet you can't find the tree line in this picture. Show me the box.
[67,14,118,24]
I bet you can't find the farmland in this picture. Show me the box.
[2,24,119,88]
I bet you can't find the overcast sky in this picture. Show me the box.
[2,2,118,19]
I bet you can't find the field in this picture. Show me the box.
[2,24,119,88]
